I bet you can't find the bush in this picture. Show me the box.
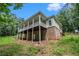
[51,34,79,55]
[58,35,79,45]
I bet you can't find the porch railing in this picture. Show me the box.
[18,21,46,32]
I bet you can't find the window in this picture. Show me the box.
[49,20,52,26]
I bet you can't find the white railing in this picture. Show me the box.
[40,22,47,28]
[18,21,46,32]
[34,22,39,27]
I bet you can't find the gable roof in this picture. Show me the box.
[47,15,62,29]
[24,11,47,22]
[22,12,62,28]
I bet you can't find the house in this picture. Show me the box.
[18,12,62,43]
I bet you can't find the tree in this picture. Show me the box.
[0,13,23,36]
[55,3,79,32]
[0,3,23,36]
[0,3,23,13]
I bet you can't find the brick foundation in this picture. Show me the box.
[47,26,61,40]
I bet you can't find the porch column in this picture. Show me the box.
[17,33,20,40]
[22,32,24,40]
[32,19,34,43]
[39,15,41,44]
[17,27,19,40]
[27,30,28,40]
[17,32,19,40]
[22,24,23,40]
[27,21,29,41]
[21,32,23,40]
[19,33,21,40]
[32,28,33,43]
[46,30,48,42]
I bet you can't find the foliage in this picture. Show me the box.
[59,34,79,55]
[0,13,23,36]
[0,44,22,56]
[51,34,79,56]
[0,35,79,56]
[55,3,79,32]
[0,36,23,56]
[0,36,41,56]
[0,3,23,13]
[25,46,40,56]
[0,36,13,45]
[53,47,65,56]
[0,3,23,36]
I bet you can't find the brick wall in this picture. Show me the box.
[47,26,61,40]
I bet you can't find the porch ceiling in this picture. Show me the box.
[19,26,47,33]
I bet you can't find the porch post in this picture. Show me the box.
[16,33,19,39]
[19,33,20,40]
[20,33,21,40]
[46,30,48,42]
[22,24,23,40]
[17,32,19,40]
[22,24,24,40]
[39,15,41,44]
[22,32,23,40]
[17,33,18,39]
[32,28,33,43]
[27,30,28,40]
[32,19,34,43]
[21,33,23,40]
[18,33,20,40]
[27,21,29,41]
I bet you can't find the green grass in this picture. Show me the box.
[0,36,14,45]
[51,34,79,56]
[25,46,40,56]
[0,44,22,56]
[0,36,23,56]
[0,34,79,56]
[0,36,40,56]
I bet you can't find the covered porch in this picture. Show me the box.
[18,26,47,43]
[18,12,48,43]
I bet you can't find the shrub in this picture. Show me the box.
[58,35,79,45]
[51,34,79,55]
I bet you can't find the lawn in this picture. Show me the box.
[0,36,41,56]
[0,34,79,56]
[49,34,79,56]
[0,36,23,56]
[0,36,14,45]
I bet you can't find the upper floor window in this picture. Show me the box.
[49,20,52,26]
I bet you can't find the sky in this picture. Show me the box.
[11,3,66,20]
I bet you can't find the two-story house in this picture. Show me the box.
[18,12,62,43]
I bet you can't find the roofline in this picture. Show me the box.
[47,16,62,29]
[24,11,47,23]
[21,12,62,29]
[54,17,62,29]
